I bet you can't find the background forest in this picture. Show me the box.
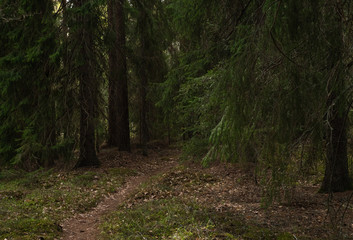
[1,0,353,239]
[1,0,353,209]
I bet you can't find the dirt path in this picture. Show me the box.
[60,147,178,240]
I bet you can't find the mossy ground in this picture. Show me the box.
[99,167,299,240]
[0,167,135,239]
[100,198,296,240]
[1,149,350,240]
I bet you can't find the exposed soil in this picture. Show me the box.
[60,146,179,240]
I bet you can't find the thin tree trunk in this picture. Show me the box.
[137,7,149,156]
[107,0,131,151]
[140,66,149,156]
[62,0,67,36]
[107,0,118,146]
[38,0,57,168]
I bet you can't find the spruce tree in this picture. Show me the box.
[319,1,352,192]
[107,0,131,151]
[71,0,100,167]
[0,0,58,168]
[208,0,353,193]
[135,0,150,155]
[128,0,169,150]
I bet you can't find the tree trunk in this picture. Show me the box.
[320,5,352,192]
[320,94,352,192]
[39,0,57,168]
[107,0,131,151]
[140,65,149,156]
[137,6,150,156]
[75,0,100,167]
[62,0,67,36]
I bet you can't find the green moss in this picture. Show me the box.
[242,225,275,239]
[277,232,296,240]
[107,167,137,176]
[71,171,97,187]
[100,198,218,239]
[0,167,132,239]
[100,198,295,240]
[0,217,60,240]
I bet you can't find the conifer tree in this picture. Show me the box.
[208,0,353,193]
[0,0,58,168]
[319,1,352,192]
[135,0,150,155]
[107,0,131,151]
[161,0,352,194]
[71,0,100,167]
[130,0,170,150]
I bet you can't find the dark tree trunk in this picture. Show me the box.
[320,94,352,192]
[62,0,67,35]
[36,0,57,168]
[319,6,352,192]
[107,0,131,151]
[78,81,99,167]
[137,7,150,156]
[42,88,57,169]
[107,0,118,147]
[140,65,149,156]
[75,0,100,167]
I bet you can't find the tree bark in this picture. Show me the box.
[38,0,57,168]
[319,4,352,192]
[320,93,352,192]
[137,5,150,155]
[74,0,100,167]
[140,63,149,156]
[107,0,131,151]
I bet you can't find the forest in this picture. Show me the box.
[0,0,353,239]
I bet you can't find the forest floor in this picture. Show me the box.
[60,146,179,239]
[1,145,353,239]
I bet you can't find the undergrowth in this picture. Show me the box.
[0,167,135,240]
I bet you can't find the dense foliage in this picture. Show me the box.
[0,0,352,193]
[159,0,353,193]
[0,0,58,168]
